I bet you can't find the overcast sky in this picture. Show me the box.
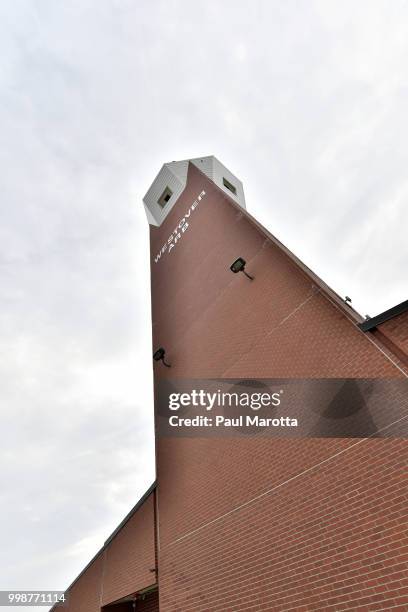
[1,0,408,606]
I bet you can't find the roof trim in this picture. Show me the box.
[358,299,408,332]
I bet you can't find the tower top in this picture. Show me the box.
[143,155,246,226]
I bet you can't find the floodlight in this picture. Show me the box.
[230,257,254,280]
[153,347,171,367]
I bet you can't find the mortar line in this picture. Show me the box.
[169,411,408,546]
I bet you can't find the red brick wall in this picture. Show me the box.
[56,492,156,611]
[158,439,408,611]
[150,163,408,610]
[102,492,156,605]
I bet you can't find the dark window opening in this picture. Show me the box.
[223,177,237,195]
[158,187,173,208]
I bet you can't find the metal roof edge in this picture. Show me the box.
[358,299,408,332]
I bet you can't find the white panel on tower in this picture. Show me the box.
[143,156,245,226]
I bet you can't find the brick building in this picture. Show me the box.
[54,157,408,611]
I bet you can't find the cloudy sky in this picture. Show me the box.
[1,0,407,606]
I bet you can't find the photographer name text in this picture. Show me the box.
[169,415,298,428]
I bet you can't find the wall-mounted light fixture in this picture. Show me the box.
[230,257,254,280]
[153,347,171,367]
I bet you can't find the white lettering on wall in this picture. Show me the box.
[154,191,206,263]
